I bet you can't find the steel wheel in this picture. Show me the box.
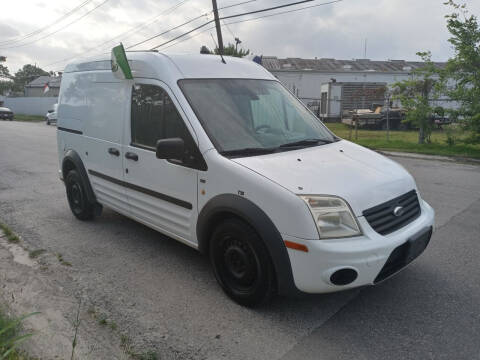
[210,218,275,306]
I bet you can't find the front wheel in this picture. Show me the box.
[65,170,94,220]
[210,218,275,307]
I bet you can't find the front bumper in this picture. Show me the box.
[284,199,435,293]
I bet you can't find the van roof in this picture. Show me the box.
[64,51,275,81]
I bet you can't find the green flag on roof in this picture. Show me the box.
[111,43,133,80]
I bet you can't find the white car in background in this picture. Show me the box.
[46,103,58,125]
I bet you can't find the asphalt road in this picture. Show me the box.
[1,121,479,360]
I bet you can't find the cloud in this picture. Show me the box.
[0,0,478,73]
[0,24,21,39]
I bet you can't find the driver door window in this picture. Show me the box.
[131,84,204,169]
[131,84,191,149]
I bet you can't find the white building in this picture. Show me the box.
[262,57,448,120]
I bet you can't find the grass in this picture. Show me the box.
[87,315,158,360]
[326,123,480,159]
[0,309,38,360]
[27,250,46,259]
[119,335,158,360]
[0,223,20,244]
[11,114,44,123]
[55,253,72,267]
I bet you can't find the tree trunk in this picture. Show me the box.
[418,124,425,144]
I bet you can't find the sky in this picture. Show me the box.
[0,0,479,74]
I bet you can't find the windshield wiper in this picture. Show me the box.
[279,138,334,148]
[220,147,278,157]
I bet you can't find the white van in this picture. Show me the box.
[57,51,434,306]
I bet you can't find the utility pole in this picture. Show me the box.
[386,92,390,141]
[212,0,224,58]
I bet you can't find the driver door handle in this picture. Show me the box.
[125,152,139,161]
[108,147,120,156]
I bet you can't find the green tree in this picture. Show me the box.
[393,52,442,144]
[212,43,250,57]
[442,1,480,143]
[13,64,49,92]
[0,64,11,79]
[0,64,13,95]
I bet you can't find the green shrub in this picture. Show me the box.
[0,311,39,360]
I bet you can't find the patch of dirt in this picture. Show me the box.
[0,232,126,359]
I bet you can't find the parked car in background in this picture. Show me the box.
[0,107,14,121]
[46,103,58,125]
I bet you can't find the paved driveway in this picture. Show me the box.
[1,121,479,359]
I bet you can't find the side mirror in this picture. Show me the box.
[47,110,54,113]
[156,138,185,161]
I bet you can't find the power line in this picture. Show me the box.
[227,0,342,26]
[223,0,340,22]
[126,12,209,50]
[46,0,341,70]
[218,0,257,11]
[0,0,112,50]
[44,0,257,68]
[161,0,342,50]
[151,0,342,50]
[43,0,191,68]
[0,0,95,46]
[222,20,236,41]
[126,0,256,50]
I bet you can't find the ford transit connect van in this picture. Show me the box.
[57,50,434,306]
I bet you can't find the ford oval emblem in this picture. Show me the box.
[393,206,404,217]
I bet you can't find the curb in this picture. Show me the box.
[378,150,480,165]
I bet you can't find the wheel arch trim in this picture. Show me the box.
[197,194,300,296]
[62,149,96,204]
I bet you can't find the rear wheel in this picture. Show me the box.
[65,170,94,220]
[209,218,275,307]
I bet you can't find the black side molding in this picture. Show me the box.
[58,127,83,135]
[88,170,193,210]
[196,194,300,297]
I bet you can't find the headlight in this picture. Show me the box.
[300,196,362,239]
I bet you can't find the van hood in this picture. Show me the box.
[231,140,416,216]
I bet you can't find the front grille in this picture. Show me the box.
[363,190,421,235]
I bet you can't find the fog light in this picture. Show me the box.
[330,268,358,285]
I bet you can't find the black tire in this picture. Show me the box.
[65,170,94,220]
[209,218,275,307]
[46,118,50,125]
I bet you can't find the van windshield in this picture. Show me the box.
[178,79,337,156]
